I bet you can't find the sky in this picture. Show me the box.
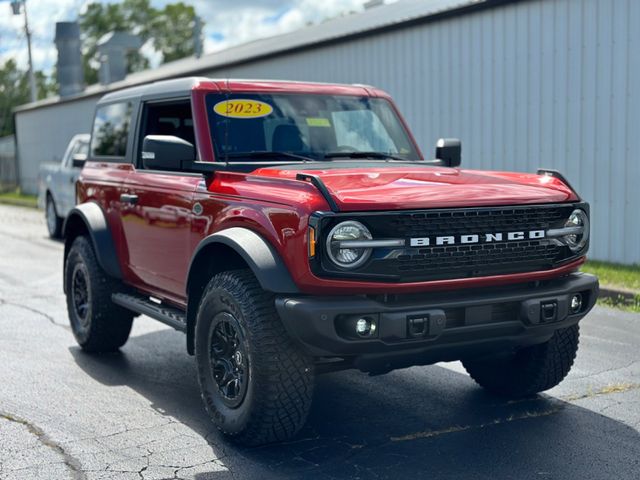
[0,0,379,75]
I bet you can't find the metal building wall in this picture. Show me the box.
[206,0,640,264]
[14,97,97,195]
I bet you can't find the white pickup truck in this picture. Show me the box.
[38,134,89,238]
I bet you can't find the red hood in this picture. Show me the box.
[252,166,578,211]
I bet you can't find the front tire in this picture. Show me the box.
[65,236,133,352]
[46,195,62,239]
[195,269,314,446]
[463,325,580,398]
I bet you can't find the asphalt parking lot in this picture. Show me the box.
[0,203,638,480]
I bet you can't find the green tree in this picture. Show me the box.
[35,70,57,100]
[151,3,199,63]
[0,60,54,136]
[79,0,200,85]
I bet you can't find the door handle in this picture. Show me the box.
[120,193,138,204]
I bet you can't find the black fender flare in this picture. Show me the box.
[63,203,122,282]
[187,227,299,295]
[185,227,299,355]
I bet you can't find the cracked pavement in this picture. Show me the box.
[0,204,639,479]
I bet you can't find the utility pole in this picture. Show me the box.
[11,0,37,103]
[193,16,203,59]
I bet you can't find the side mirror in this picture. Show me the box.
[72,153,87,168]
[142,135,195,171]
[435,138,461,167]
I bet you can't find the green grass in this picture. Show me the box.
[0,188,37,208]
[598,295,640,313]
[582,260,640,313]
[582,260,640,292]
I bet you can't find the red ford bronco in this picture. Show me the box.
[63,77,598,445]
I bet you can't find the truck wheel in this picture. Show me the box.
[46,195,62,239]
[65,236,133,352]
[195,269,314,446]
[462,325,579,398]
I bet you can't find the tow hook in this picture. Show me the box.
[540,301,558,323]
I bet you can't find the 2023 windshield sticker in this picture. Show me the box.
[213,99,274,118]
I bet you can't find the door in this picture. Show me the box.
[119,99,200,301]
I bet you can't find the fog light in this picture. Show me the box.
[355,317,376,337]
[570,294,583,313]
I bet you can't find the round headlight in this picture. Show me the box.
[564,209,589,252]
[326,221,372,268]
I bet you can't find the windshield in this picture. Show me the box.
[206,93,420,162]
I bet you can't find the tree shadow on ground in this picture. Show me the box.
[70,327,640,480]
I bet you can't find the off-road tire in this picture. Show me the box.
[462,325,580,398]
[46,195,63,239]
[195,269,314,446]
[65,236,133,352]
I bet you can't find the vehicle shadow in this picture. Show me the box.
[70,326,640,480]
[42,235,64,244]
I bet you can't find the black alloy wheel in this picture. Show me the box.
[209,313,249,408]
[71,262,91,333]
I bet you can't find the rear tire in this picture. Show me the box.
[463,325,580,398]
[46,195,62,239]
[65,236,133,352]
[195,269,314,446]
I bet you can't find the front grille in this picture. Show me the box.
[395,240,560,274]
[314,204,582,282]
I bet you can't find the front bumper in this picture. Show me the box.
[275,273,598,372]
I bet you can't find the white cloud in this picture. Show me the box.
[0,0,87,71]
[200,0,367,54]
[139,38,162,69]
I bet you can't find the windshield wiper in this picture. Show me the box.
[323,151,411,162]
[223,151,317,162]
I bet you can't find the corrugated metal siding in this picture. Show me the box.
[204,0,639,264]
[15,98,96,195]
[13,0,639,263]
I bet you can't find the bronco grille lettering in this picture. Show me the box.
[409,230,545,247]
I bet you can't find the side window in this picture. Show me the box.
[77,141,89,156]
[62,141,78,168]
[139,100,194,168]
[91,102,132,158]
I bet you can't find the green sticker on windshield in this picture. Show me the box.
[306,117,331,127]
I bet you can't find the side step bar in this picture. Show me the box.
[112,292,187,332]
